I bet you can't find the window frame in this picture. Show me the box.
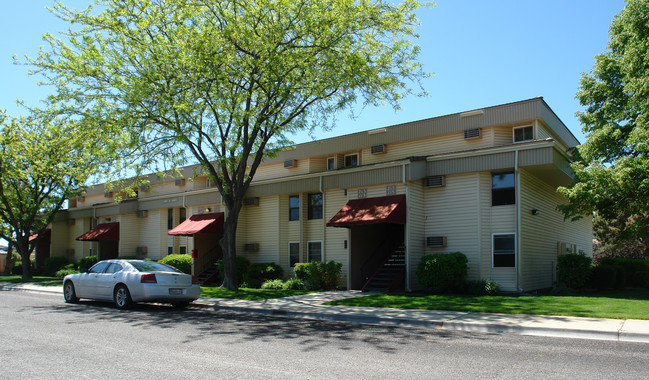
[492,233,516,268]
[179,246,187,255]
[491,172,515,206]
[167,208,174,230]
[289,242,300,267]
[513,125,534,143]
[344,153,359,168]
[289,195,300,221]
[307,193,323,220]
[179,208,187,224]
[327,157,336,170]
[307,241,323,263]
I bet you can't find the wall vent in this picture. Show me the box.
[65,248,75,256]
[244,197,259,206]
[136,210,148,218]
[426,236,447,248]
[139,184,150,192]
[175,179,185,186]
[67,219,76,226]
[244,243,259,252]
[371,144,386,154]
[104,192,113,198]
[464,128,481,139]
[424,175,445,188]
[136,246,148,255]
[284,159,297,168]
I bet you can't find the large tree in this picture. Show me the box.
[0,110,122,279]
[31,0,429,289]
[559,0,649,253]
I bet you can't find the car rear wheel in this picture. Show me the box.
[114,284,133,309]
[171,302,190,309]
[63,281,79,303]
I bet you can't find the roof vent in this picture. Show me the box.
[424,175,445,188]
[371,144,386,155]
[464,128,481,139]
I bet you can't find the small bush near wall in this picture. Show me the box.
[416,252,468,294]
[282,278,305,290]
[159,254,192,274]
[44,257,69,276]
[77,255,98,271]
[261,279,285,289]
[557,253,592,290]
[218,256,251,287]
[590,264,617,290]
[464,278,500,296]
[247,263,284,288]
[294,261,342,290]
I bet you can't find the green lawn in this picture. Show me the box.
[0,276,61,285]
[326,289,649,320]
[200,286,314,300]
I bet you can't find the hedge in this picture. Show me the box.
[294,261,342,290]
[557,253,592,289]
[159,254,192,274]
[416,252,468,293]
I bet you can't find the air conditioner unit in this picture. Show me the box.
[284,159,297,168]
[139,185,150,192]
[244,197,259,206]
[136,210,148,218]
[136,246,148,255]
[371,144,386,154]
[464,128,481,139]
[104,192,113,198]
[175,179,185,186]
[244,243,259,252]
[426,236,447,248]
[67,219,76,226]
[424,175,445,188]
[77,196,85,201]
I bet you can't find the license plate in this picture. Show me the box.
[169,288,183,295]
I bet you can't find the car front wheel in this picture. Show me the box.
[113,284,133,309]
[63,281,79,303]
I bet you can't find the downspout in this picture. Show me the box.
[403,162,412,292]
[515,150,522,292]
[320,176,325,262]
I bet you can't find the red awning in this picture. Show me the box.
[76,222,120,241]
[168,213,224,236]
[29,228,51,242]
[326,195,406,228]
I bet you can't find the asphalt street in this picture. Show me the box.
[2,290,648,379]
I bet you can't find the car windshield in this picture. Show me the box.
[127,261,182,273]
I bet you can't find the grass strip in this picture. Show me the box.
[326,289,649,320]
[0,276,60,285]
[200,287,314,300]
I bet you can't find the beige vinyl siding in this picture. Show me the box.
[347,183,406,200]
[324,188,350,287]
[239,196,280,264]
[308,157,327,173]
[406,180,425,290]
[423,173,481,287]
[50,221,70,258]
[493,125,516,146]
[252,160,311,182]
[519,168,593,291]
[138,209,164,260]
[478,172,517,291]
[118,213,140,256]
[536,122,552,140]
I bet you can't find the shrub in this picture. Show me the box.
[464,278,500,296]
[12,262,22,275]
[294,261,342,290]
[590,263,616,290]
[556,253,592,289]
[78,255,98,272]
[218,256,251,287]
[599,258,649,288]
[43,256,69,276]
[282,278,305,290]
[159,254,192,274]
[261,279,285,289]
[246,263,284,288]
[416,252,468,294]
[55,268,79,279]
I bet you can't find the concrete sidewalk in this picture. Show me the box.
[4,283,649,343]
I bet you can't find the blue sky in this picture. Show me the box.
[0,0,626,145]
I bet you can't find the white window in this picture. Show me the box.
[307,241,322,263]
[344,154,359,167]
[513,126,533,143]
[327,157,335,170]
[493,233,516,268]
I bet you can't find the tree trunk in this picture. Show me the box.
[15,239,33,281]
[219,205,242,291]
[3,242,14,275]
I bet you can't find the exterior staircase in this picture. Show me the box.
[362,245,406,292]
[196,262,220,285]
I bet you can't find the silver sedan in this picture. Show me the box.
[63,259,200,309]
